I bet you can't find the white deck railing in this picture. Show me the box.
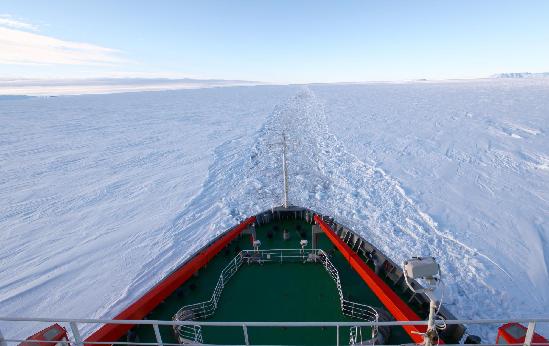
[2,317,549,346]
[172,248,379,343]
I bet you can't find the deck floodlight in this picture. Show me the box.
[300,239,308,256]
[404,257,439,280]
[403,257,443,346]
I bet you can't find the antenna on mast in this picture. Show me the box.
[282,132,290,208]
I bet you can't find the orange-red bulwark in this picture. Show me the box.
[314,215,433,344]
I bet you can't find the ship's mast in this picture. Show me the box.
[282,132,289,208]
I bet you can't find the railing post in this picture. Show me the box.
[152,324,164,346]
[336,325,340,346]
[194,325,201,343]
[524,321,536,346]
[69,322,82,346]
[242,324,250,345]
[0,327,6,346]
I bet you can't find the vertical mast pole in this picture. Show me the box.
[282,132,289,208]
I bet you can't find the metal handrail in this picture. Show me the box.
[315,250,379,344]
[172,249,306,342]
[3,249,548,346]
[2,317,549,346]
[5,317,549,325]
[317,251,378,319]
[171,248,379,343]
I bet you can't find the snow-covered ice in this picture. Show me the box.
[0,80,548,341]
[0,86,297,337]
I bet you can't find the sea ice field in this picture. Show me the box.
[1,79,548,341]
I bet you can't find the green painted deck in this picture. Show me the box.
[122,218,413,345]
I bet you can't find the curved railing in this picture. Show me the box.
[173,248,379,344]
[316,251,379,322]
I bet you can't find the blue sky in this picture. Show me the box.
[1,0,549,83]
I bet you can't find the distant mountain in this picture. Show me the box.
[492,72,549,78]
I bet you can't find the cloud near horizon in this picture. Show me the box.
[0,14,39,31]
[0,14,128,66]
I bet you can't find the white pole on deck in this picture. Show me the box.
[282,132,289,208]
